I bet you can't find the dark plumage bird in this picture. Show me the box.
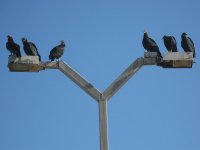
[162,35,178,52]
[181,32,195,57]
[21,37,41,61]
[6,35,21,57]
[142,32,162,58]
[49,40,65,61]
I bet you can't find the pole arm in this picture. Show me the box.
[56,61,101,102]
[41,57,157,102]
[41,61,59,69]
[102,57,147,101]
[40,57,157,102]
[41,61,101,102]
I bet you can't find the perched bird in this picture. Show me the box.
[142,32,162,58]
[181,32,195,57]
[49,40,65,61]
[6,35,21,57]
[21,37,41,61]
[162,35,178,52]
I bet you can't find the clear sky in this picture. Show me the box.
[0,0,200,150]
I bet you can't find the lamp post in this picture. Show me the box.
[8,52,194,150]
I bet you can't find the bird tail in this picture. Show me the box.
[157,51,163,58]
[173,46,178,52]
[49,54,54,61]
[38,54,41,61]
[17,51,22,57]
[193,52,196,58]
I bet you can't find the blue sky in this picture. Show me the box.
[0,0,200,150]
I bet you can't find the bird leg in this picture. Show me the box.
[58,58,61,67]
[56,58,60,67]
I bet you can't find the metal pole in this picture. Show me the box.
[8,53,194,150]
[99,98,109,150]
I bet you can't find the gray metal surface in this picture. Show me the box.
[58,61,101,102]
[143,57,158,65]
[7,52,194,150]
[8,55,43,72]
[40,61,59,69]
[8,55,40,64]
[103,58,144,100]
[144,52,158,58]
[99,99,109,150]
[163,52,193,60]
[161,52,193,68]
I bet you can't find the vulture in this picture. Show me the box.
[162,35,178,52]
[6,35,21,57]
[21,37,41,61]
[142,32,162,58]
[49,40,65,61]
[181,32,195,57]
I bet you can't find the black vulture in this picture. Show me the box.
[49,40,65,61]
[21,37,41,61]
[162,35,178,52]
[6,35,21,57]
[181,32,195,57]
[142,32,162,58]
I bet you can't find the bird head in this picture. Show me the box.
[7,35,14,41]
[143,31,148,37]
[21,37,27,43]
[7,35,12,38]
[181,32,187,37]
[60,40,65,46]
[162,35,167,40]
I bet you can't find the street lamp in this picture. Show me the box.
[8,52,194,150]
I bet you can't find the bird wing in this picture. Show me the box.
[171,36,177,43]
[49,47,57,59]
[15,43,20,50]
[171,36,178,51]
[163,38,170,50]
[148,37,158,47]
[188,37,195,57]
[188,37,195,47]
[6,42,10,50]
[29,42,40,56]
[30,42,37,50]
[57,46,64,57]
